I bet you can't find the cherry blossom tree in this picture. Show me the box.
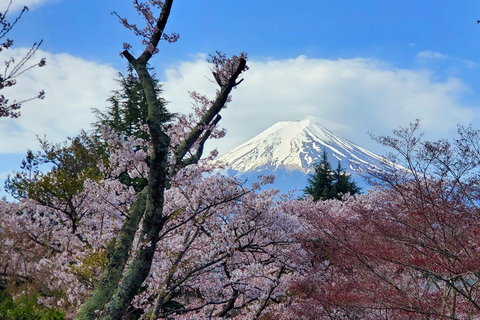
[0,123,300,319]
[287,121,480,319]
[0,1,304,319]
[77,1,247,318]
[0,0,45,118]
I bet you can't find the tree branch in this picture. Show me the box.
[138,0,174,65]
[173,57,247,167]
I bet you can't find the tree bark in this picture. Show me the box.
[74,189,147,320]
[101,58,172,320]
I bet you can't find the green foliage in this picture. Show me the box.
[92,65,175,192]
[304,151,361,201]
[93,64,172,141]
[0,294,65,320]
[70,249,109,289]
[5,132,103,202]
[5,132,104,231]
[5,65,174,202]
[0,278,11,304]
[0,290,10,305]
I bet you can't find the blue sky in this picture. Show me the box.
[1,0,480,197]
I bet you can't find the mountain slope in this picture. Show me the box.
[218,118,386,178]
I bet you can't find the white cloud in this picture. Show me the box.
[416,50,448,60]
[416,50,479,70]
[0,48,118,154]
[457,58,480,69]
[0,0,57,11]
[163,55,475,155]
[0,52,475,161]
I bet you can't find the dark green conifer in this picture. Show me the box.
[93,64,171,141]
[93,64,172,191]
[304,150,361,201]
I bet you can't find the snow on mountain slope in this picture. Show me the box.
[218,118,386,175]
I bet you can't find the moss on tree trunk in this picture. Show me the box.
[74,189,147,320]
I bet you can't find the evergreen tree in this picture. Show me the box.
[332,161,361,198]
[7,64,169,203]
[93,64,170,141]
[5,64,164,202]
[92,64,172,191]
[304,151,334,201]
[304,150,361,201]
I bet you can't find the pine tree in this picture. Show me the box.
[304,150,360,201]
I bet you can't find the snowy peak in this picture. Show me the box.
[218,118,385,173]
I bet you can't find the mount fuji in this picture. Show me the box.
[218,118,387,194]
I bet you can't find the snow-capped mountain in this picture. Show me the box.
[218,118,387,194]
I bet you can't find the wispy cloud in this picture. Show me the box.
[416,50,479,69]
[457,58,479,69]
[416,50,448,60]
